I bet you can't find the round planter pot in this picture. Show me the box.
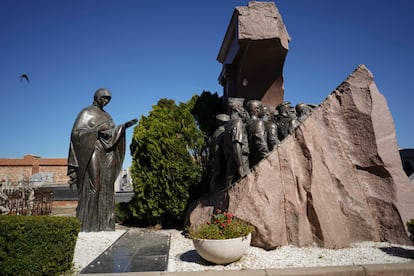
[192,233,251,265]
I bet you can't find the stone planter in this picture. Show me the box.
[192,233,251,264]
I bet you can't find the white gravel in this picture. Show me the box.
[73,228,414,273]
[73,229,126,272]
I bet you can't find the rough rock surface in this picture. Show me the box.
[236,1,290,48]
[186,65,414,250]
[217,1,290,109]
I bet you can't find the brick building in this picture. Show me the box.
[0,155,69,185]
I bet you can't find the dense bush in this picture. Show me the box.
[0,215,80,275]
[126,98,206,227]
[190,91,224,185]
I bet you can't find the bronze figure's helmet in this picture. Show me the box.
[216,114,230,123]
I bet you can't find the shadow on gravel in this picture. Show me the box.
[180,250,215,266]
[380,246,414,259]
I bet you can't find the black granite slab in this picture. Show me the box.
[80,230,170,274]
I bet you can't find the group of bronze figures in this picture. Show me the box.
[209,98,315,190]
[68,89,314,232]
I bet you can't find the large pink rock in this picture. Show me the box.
[186,65,414,250]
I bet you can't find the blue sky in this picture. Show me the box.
[1,0,413,169]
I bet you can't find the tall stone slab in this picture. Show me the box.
[217,1,290,110]
[186,65,414,249]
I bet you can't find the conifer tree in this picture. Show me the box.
[128,98,205,226]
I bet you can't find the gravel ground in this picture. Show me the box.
[73,229,127,272]
[73,228,414,273]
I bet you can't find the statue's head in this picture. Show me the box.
[228,97,245,111]
[93,88,112,108]
[295,103,308,114]
[276,101,291,116]
[261,105,273,119]
[246,100,262,117]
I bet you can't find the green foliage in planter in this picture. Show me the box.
[0,215,80,275]
[128,97,205,226]
[407,219,414,242]
[188,209,255,240]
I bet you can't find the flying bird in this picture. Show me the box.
[19,73,30,83]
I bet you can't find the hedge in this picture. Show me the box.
[0,215,80,275]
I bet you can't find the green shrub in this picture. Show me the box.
[115,202,137,225]
[190,91,224,173]
[128,98,205,227]
[0,215,80,275]
[407,219,414,242]
[123,93,223,227]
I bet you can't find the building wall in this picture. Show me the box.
[0,154,131,190]
[39,166,69,184]
[0,155,69,185]
[0,167,32,183]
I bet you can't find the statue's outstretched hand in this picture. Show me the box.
[125,118,138,128]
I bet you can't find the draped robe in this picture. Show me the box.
[68,105,126,232]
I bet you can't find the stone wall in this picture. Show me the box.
[0,155,68,185]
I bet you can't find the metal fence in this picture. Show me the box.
[0,186,53,215]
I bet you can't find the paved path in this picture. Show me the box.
[80,230,170,274]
